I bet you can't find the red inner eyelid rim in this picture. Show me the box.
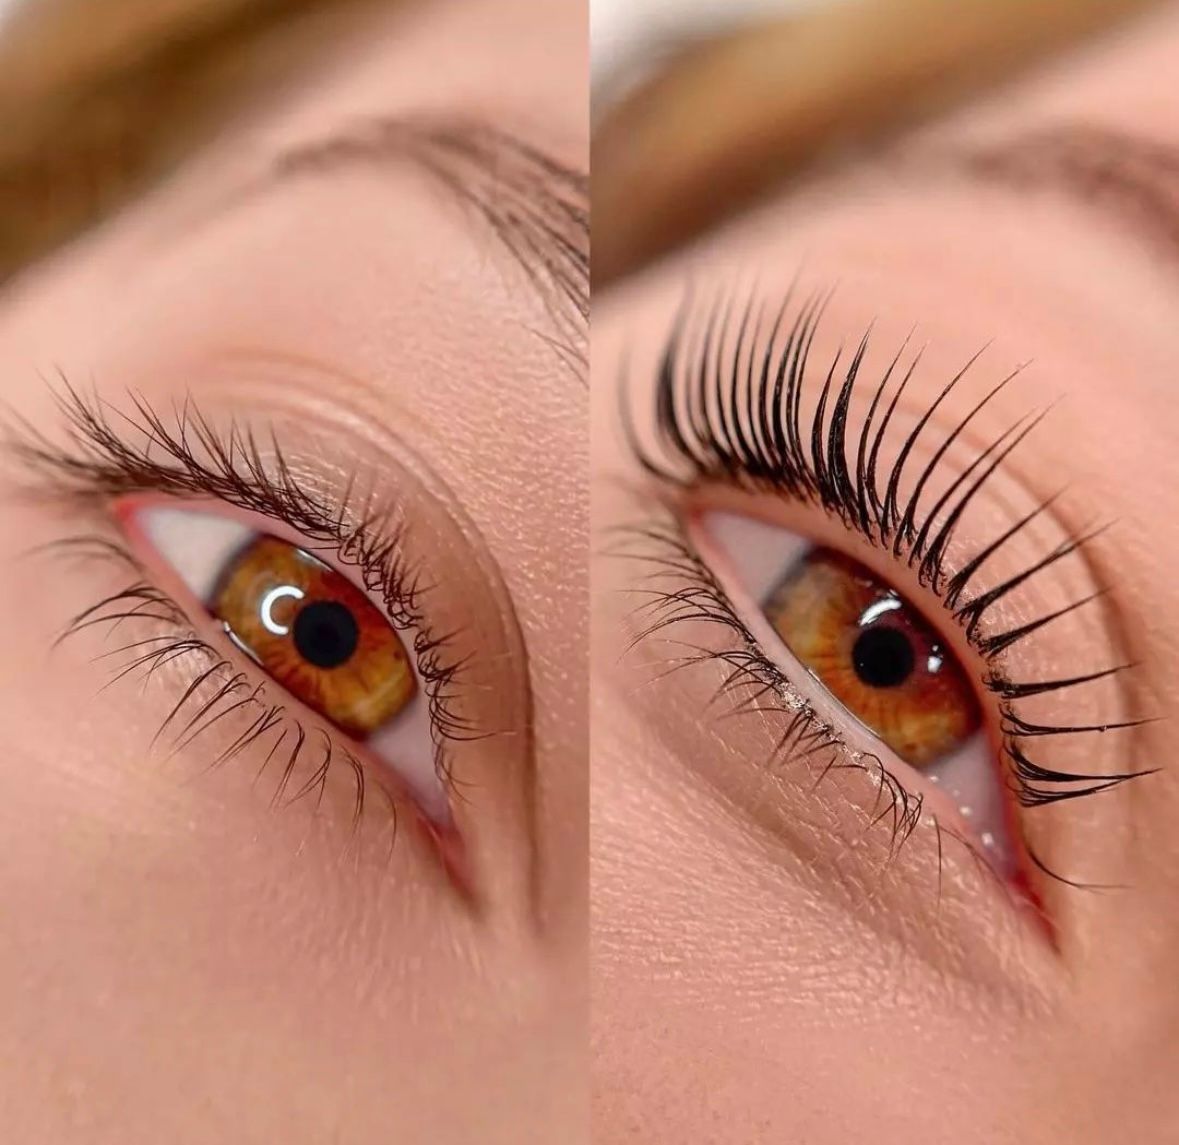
[683,502,1010,852]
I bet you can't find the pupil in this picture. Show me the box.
[292,600,360,669]
[851,626,915,689]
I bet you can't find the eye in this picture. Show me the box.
[126,503,443,820]
[764,546,979,768]
[698,510,1014,871]
[211,534,415,735]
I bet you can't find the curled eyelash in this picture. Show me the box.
[4,383,480,798]
[621,284,1155,884]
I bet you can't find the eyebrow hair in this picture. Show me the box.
[927,124,1179,264]
[262,116,589,372]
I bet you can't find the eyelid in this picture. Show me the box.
[9,383,542,915]
[619,281,1149,901]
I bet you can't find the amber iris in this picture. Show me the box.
[763,547,979,767]
[210,536,415,735]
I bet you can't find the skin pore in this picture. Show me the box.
[0,1,586,1142]
[592,5,1179,1144]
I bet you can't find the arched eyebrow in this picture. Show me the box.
[256,116,589,371]
[922,124,1179,266]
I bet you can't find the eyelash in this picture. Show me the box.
[8,385,471,838]
[619,286,1153,887]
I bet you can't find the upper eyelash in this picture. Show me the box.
[5,384,478,788]
[9,384,422,619]
[621,285,1155,882]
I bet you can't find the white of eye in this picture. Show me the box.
[137,505,255,603]
[696,511,811,602]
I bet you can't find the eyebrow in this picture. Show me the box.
[257,116,589,372]
[924,124,1179,264]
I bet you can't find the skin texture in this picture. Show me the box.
[0,1,586,1142]
[592,5,1179,1143]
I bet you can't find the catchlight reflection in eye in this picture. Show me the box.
[764,546,980,768]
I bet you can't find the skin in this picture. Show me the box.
[0,1,586,1142]
[593,5,1179,1143]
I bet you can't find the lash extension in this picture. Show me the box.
[622,285,1154,879]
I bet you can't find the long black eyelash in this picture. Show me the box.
[624,286,1153,867]
[5,384,475,789]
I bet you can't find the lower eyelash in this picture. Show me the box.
[43,532,418,847]
[609,517,926,855]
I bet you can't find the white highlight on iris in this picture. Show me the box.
[858,596,902,627]
[259,585,304,635]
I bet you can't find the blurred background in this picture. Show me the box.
[593,0,824,102]
[0,0,388,284]
[592,0,1161,286]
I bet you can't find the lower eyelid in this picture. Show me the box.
[602,512,1035,954]
[45,531,483,894]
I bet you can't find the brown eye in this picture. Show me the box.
[764,547,980,767]
[210,535,415,735]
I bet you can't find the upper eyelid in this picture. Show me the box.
[5,385,424,616]
[4,380,533,748]
[626,285,1101,652]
